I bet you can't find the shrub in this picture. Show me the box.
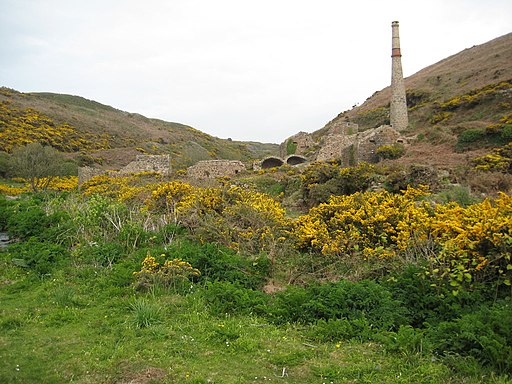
[428,303,512,373]
[382,265,484,328]
[267,280,404,330]
[376,144,405,160]
[8,237,69,276]
[133,251,201,293]
[308,317,375,342]
[201,281,268,315]
[301,162,376,207]
[457,128,485,146]
[166,241,270,290]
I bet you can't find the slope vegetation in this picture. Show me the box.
[0,88,279,170]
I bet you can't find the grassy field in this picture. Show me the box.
[1,263,506,384]
[0,182,511,384]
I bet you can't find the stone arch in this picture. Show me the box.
[261,157,284,169]
[285,155,307,166]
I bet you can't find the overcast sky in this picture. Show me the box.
[1,0,511,143]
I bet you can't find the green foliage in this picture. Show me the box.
[0,151,10,177]
[301,162,376,207]
[8,237,69,275]
[457,128,485,146]
[166,241,271,290]
[428,303,512,373]
[382,265,485,328]
[267,280,403,329]
[9,142,76,192]
[308,317,375,342]
[286,139,297,155]
[6,197,73,243]
[201,281,268,315]
[376,143,405,160]
[129,298,162,328]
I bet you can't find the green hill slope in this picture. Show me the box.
[0,88,279,170]
[318,32,512,168]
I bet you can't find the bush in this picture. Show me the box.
[457,128,485,146]
[5,197,73,243]
[301,162,376,207]
[308,317,375,342]
[376,144,405,160]
[8,237,69,276]
[428,303,512,373]
[267,280,405,330]
[166,241,270,290]
[382,265,484,328]
[201,281,268,315]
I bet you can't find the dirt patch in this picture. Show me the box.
[117,367,167,384]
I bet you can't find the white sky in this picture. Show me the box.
[1,0,511,143]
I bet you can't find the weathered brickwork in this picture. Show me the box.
[187,160,246,179]
[279,131,316,158]
[390,21,409,131]
[78,154,171,184]
[280,123,406,167]
[120,155,171,176]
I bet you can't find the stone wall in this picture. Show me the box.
[78,154,171,185]
[356,125,404,163]
[187,160,246,179]
[120,155,171,176]
[78,166,105,185]
[315,125,405,165]
[279,131,315,158]
[316,134,357,163]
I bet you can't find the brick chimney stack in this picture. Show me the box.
[390,21,408,131]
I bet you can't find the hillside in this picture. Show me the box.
[0,88,279,170]
[315,32,512,169]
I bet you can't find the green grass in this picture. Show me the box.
[1,257,509,384]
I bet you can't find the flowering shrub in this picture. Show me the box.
[472,142,512,173]
[133,252,200,292]
[0,101,110,153]
[293,186,512,289]
[429,193,512,289]
[293,186,431,259]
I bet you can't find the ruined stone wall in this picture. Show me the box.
[279,131,316,158]
[78,155,171,185]
[315,125,404,165]
[316,135,357,164]
[356,125,403,163]
[187,160,246,179]
[120,155,171,176]
[325,121,359,136]
[78,166,105,185]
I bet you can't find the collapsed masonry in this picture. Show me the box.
[78,154,171,184]
[186,160,246,179]
[281,122,406,166]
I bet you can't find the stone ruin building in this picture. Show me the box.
[80,21,409,181]
[78,154,171,184]
[186,160,246,179]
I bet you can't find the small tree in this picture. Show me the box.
[9,143,74,192]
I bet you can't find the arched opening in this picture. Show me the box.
[261,157,284,169]
[286,155,307,166]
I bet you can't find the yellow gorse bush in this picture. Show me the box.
[293,186,432,259]
[293,186,512,288]
[133,252,200,291]
[80,173,512,288]
[0,176,78,195]
[0,101,110,153]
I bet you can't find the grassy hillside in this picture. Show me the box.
[0,88,279,170]
[320,32,512,169]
